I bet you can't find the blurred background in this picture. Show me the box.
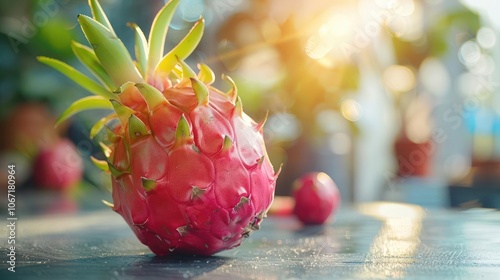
[1,0,499,214]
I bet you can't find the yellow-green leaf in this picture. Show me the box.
[190,78,209,106]
[128,114,150,142]
[135,83,168,110]
[102,199,114,207]
[56,96,113,127]
[175,114,191,142]
[90,113,116,139]
[171,64,183,80]
[90,156,109,172]
[147,0,181,79]
[197,63,215,85]
[37,56,114,99]
[155,18,204,75]
[71,41,115,90]
[99,142,112,158]
[141,177,157,192]
[127,22,148,77]
[110,99,135,127]
[176,56,196,80]
[222,74,238,102]
[88,0,116,36]
[234,96,243,116]
[78,15,143,86]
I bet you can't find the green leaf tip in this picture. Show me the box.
[88,0,116,36]
[70,41,116,90]
[90,156,109,172]
[128,114,150,142]
[175,114,191,142]
[101,199,114,208]
[113,81,134,94]
[176,56,196,80]
[37,56,114,100]
[110,99,135,126]
[147,0,182,79]
[127,22,148,76]
[234,96,243,117]
[222,135,233,152]
[108,162,129,178]
[275,163,283,178]
[235,196,251,209]
[78,14,143,86]
[197,63,215,85]
[141,177,157,192]
[99,142,112,158]
[191,186,206,200]
[257,156,265,166]
[155,18,205,76]
[255,111,269,132]
[90,113,116,139]
[105,125,121,143]
[190,78,209,106]
[135,83,168,110]
[55,96,113,127]
[222,74,237,102]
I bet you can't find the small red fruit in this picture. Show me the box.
[293,172,341,224]
[33,138,83,190]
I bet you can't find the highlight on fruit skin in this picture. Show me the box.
[292,172,341,225]
[37,0,280,256]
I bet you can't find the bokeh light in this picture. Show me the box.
[376,0,416,16]
[167,0,205,30]
[341,99,363,122]
[459,40,481,66]
[316,110,348,134]
[469,54,495,76]
[405,97,433,144]
[419,57,450,97]
[457,72,479,97]
[305,12,355,60]
[235,47,283,87]
[383,65,416,92]
[396,0,424,41]
[266,113,301,142]
[443,154,471,181]
[328,133,351,155]
[386,14,407,38]
[477,27,496,49]
[305,34,334,60]
[180,0,204,22]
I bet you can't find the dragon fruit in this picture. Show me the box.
[293,172,340,225]
[33,138,83,190]
[38,0,279,256]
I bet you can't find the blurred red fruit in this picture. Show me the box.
[0,103,60,151]
[293,172,341,225]
[33,138,83,190]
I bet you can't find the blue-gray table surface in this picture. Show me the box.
[1,201,500,280]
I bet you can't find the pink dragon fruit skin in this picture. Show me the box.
[108,86,277,255]
[39,0,279,256]
[293,172,341,225]
[33,138,83,190]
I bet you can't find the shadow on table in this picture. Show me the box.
[4,254,230,280]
